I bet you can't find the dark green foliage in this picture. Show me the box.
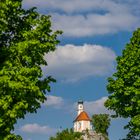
[0,0,61,139]
[91,114,110,140]
[50,128,83,140]
[105,28,140,139]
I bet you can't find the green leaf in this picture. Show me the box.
[105,28,140,139]
[0,0,62,139]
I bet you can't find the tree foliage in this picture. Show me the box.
[105,28,140,140]
[50,128,83,140]
[91,114,110,140]
[0,0,61,139]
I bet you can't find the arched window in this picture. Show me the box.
[78,122,81,129]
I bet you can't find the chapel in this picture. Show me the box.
[73,100,92,132]
[73,100,105,140]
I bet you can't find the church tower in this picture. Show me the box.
[77,100,84,115]
[74,100,92,132]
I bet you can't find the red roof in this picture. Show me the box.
[74,111,91,122]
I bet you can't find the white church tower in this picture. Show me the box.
[77,100,84,115]
[74,100,92,132]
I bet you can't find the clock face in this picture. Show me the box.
[79,105,83,109]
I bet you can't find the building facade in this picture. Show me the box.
[73,100,105,140]
[74,100,92,132]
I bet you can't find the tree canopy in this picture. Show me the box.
[0,0,61,139]
[91,114,110,140]
[50,128,83,140]
[105,28,140,140]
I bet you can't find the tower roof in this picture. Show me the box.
[74,111,91,122]
[78,100,83,104]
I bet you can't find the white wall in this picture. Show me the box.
[74,120,92,132]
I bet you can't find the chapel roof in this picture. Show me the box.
[74,111,91,122]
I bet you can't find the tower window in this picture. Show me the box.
[78,122,81,129]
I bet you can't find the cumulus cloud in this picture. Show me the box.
[20,123,57,135]
[23,0,136,14]
[73,97,114,116]
[42,95,111,115]
[43,95,64,109]
[53,13,139,37]
[115,0,140,16]
[52,13,139,37]
[23,0,140,37]
[43,95,75,113]
[84,97,111,115]
[43,95,112,115]
[43,44,116,82]
[23,0,118,13]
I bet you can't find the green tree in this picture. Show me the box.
[50,128,83,140]
[105,28,140,140]
[91,114,110,140]
[0,0,61,139]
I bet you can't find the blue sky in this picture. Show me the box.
[14,0,140,140]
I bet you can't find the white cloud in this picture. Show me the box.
[43,44,116,82]
[43,95,112,115]
[22,0,134,14]
[52,12,139,37]
[23,0,140,37]
[84,97,111,115]
[73,97,114,116]
[43,95,64,109]
[20,123,57,135]
[43,95,113,115]
[23,0,115,13]
[42,95,73,112]
[116,0,140,16]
